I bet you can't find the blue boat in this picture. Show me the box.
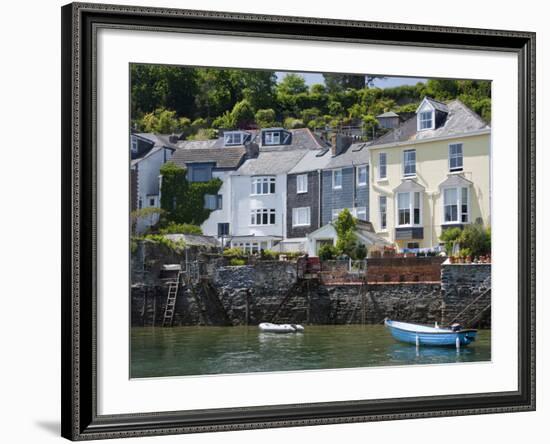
[384,319,477,347]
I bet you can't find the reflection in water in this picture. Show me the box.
[131,325,491,378]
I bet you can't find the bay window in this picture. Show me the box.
[396,191,422,226]
[443,187,469,223]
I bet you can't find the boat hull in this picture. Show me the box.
[258,322,304,333]
[385,319,477,346]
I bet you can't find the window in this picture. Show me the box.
[297,174,308,193]
[251,176,276,195]
[224,131,245,146]
[418,110,433,130]
[232,241,260,254]
[443,187,469,223]
[357,166,367,187]
[217,223,229,236]
[264,131,281,145]
[449,143,464,172]
[250,208,276,225]
[397,191,422,226]
[131,136,138,153]
[292,207,311,227]
[407,242,420,249]
[333,169,342,189]
[403,150,416,177]
[190,166,212,182]
[379,196,387,230]
[148,197,156,207]
[204,194,222,210]
[379,153,387,180]
[354,207,367,221]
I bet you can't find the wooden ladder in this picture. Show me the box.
[162,272,181,327]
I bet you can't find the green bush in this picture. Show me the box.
[318,244,338,261]
[439,227,462,256]
[229,258,246,266]
[159,222,202,235]
[459,224,491,257]
[260,249,278,260]
[135,234,186,253]
[223,247,246,257]
[354,244,367,260]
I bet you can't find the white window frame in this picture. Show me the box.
[332,169,343,189]
[442,186,470,224]
[396,191,422,227]
[449,143,464,172]
[224,131,244,146]
[296,174,308,194]
[379,196,387,230]
[131,135,138,153]
[378,153,387,180]
[251,176,276,195]
[354,207,367,221]
[250,208,276,226]
[331,208,343,221]
[356,165,367,187]
[264,131,281,145]
[418,110,434,131]
[292,207,311,227]
[403,149,416,178]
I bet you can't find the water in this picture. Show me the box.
[130,325,491,378]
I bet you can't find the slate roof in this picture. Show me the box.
[394,179,425,193]
[438,174,473,189]
[171,146,247,169]
[288,148,332,174]
[376,111,399,118]
[370,99,489,147]
[325,142,371,169]
[423,97,450,114]
[134,133,180,149]
[236,149,308,175]
[130,144,174,167]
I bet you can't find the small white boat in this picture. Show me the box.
[258,322,304,333]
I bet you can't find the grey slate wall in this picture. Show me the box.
[321,167,354,225]
[355,165,369,220]
[286,171,320,238]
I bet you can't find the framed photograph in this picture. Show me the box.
[61,2,536,440]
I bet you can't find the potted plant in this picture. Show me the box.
[449,256,456,264]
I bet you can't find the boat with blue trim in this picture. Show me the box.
[384,319,477,347]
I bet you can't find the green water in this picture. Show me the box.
[130,325,491,378]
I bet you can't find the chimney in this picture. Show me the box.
[244,142,259,159]
[330,134,353,156]
[169,134,179,144]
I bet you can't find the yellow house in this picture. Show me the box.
[368,97,491,251]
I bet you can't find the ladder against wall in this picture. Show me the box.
[162,271,182,327]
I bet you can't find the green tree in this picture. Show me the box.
[255,108,277,128]
[276,73,308,115]
[239,70,277,110]
[333,209,358,257]
[138,108,183,134]
[231,99,255,129]
[323,74,365,92]
[318,244,337,261]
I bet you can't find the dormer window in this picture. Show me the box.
[262,128,291,146]
[264,131,280,145]
[418,110,434,130]
[224,131,247,146]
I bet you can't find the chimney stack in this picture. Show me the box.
[331,134,353,156]
[244,142,259,159]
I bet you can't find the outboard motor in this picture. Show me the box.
[450,323,462,332]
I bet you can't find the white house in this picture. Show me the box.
[130,134,176,234]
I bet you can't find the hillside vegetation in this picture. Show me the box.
[131,66,491,140]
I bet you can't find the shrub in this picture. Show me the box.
[260,249,278,260]
[440,227,462,256]
[135,234,186,253]
[223,247,246,257]
[159,222,202,235]
[229,258,246,266]
[459,224,491,257]
[318,244,338,261]
[354,244,367,260]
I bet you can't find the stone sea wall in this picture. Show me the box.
[131,254,491,327]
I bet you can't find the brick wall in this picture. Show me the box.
[366,257,446,283]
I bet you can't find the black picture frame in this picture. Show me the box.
[61,2,536,440]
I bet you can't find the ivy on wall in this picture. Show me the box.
[159,162,222,226]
